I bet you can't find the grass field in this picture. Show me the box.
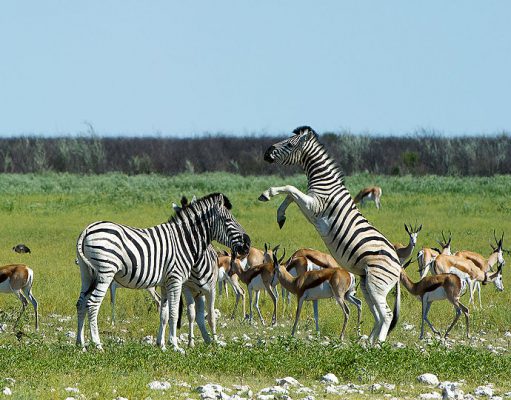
[1,172,511,399]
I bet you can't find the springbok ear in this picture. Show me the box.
[191,195,197,204]
[172,202,181,212]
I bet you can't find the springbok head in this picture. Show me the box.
[490,230,506,266]
[404,223,422,247]
[435,231,452,255]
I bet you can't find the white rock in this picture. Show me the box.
[216,340,227,347]
[65,331,76,338]
[2,387,12,396]
[148,381,171,390]
[65,387,80,393]
[4,378,15,385]
[393,342,406,349]
[403,323,415,331]
[320,373,339,385]
[371,383,382,391]
[255,395,274,400]
[276,377,300,387]
[417,373,440,386]
[504,331,511,338]
[474,385,493,397]
[420,392,442,399]
[114,397,129,400]
[384,383,396,391]
[302,396,316,400]
[325,385,340,394]
[441,383,464,399]
[0,324,7,333]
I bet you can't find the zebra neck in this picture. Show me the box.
[301,138,345,196]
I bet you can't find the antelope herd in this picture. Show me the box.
[0,215,506,349]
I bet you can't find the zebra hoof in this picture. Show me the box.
[258,193,270,202]
[277,217,286,229]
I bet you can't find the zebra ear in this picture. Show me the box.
[219,194,232,210]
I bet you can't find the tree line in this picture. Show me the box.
[0,132,509,176]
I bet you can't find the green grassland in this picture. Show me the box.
[1,172,511,399]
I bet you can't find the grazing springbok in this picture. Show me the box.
[393,224,422,265]
[418,231,453,278]
[400,259,473,339]
[0,264,39,330]
[454,232,506,307]
[228,250,284,326]
[274,252,361,339]
[353,186,382,209]
[217,252,246,320]
[431,251,505,306]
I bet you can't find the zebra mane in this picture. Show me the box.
[169,193,232,223]
[293,126,317,136]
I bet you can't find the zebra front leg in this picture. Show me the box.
[86,276,114,350]
[277,195,293,229]
[204,287,217,343]
[182,287,197,347]
[166,281,184,353]
[156,288,169,350]
[258,185,318,228]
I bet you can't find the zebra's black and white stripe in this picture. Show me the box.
[75,192,250,351]
[260,126,401,343]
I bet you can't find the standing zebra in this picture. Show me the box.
[259,126,401,343]
[75,193,250,351]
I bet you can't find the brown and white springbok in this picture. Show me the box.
[454,232,506,307]
[418,231,453,278]
[281,248,362,327]
[393,224,422,265]
[274,252,361,339]
[228,250,284,326]
[0,264,39,330]
[353,186,382,209]
[400,259,474,339]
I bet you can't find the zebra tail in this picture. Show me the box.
[76,228,98,280]
[176,295,184,330]
[388,279,400,334]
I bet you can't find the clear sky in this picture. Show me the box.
[1,2,510,137]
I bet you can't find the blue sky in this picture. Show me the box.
[1,2,510,137]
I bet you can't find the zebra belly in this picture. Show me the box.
[302,282,333,301]
[114,270,164,289]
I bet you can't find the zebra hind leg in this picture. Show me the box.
[86,275,115,351]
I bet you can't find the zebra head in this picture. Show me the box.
[205,193,251,258]
[263,126,318,165]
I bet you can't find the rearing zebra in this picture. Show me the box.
[75,193,250,351]
[259,126,401,343]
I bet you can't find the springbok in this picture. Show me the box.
[217,252,246,320]
[0,264,39,330]
[393,224,422,265]
[454,232,506,307]
[274,252,361,339]
[353,186,382,209]
[418,231,453,278]
[400,259,473,339]
[228,250,284,326]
